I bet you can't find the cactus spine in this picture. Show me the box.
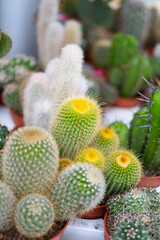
[2,126,59,197]
[49,162,106,220]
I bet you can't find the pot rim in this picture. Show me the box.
[49,220,69,240]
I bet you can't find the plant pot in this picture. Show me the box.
[50,220,69,240]
[137,176,160,188]
[9,108,24,128]
[81,205,107,219]
[104,211,110,240]
[113,97,141,108]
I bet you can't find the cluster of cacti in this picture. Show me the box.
[37,0,82,69]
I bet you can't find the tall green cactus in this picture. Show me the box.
[0,29,12,58]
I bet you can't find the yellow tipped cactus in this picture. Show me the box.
[75,148,105,171]
[59,158,73,171]
[93,126,119,155]
[50,96,101,158]
[104,150,142,195]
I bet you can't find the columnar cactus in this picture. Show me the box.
[15,194,54,238]
[50,96,101,158]
[104,150,142,195]
[49,162,106,220]
[0,181,16,232]
[2,126,59,197]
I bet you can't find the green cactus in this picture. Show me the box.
[111,219,151,240]
[104,150,142,195]
[49,162,106,220]
[92,126,119,155]
[2,126,59,197]
[15,194,54,238]
[130,106,149,156]
[0,29,12,58]
[50,96,101,158]
[0,181,16,232]
[0,150,2,179]
[86,80,101,101]
[60,0,78,17]
[10,54,37,71]
[109,33,138,69]
[150,210,160,240]
[109,67,123,89]
[109,121,129,148]
[99,82,118,105]
[149,57,160,78]
[0,124,9,150]
[2,83,22,114]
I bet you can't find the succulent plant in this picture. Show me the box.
[0,124,9,150]
[50,96,101,158]
[49,162,106,220]
[0,181,16,232]
[0,29,12,58]
[15,194,54,238]
[104,150,142,195]
[149,57,160,78]
[2,126,59,197]
[109,67,123,89]
[59,158,73,171]
[60,0,78,17]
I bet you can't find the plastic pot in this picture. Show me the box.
[50,220,69,240]
[104,211,110,240]
[137,176,160,188]
[113,97,141,108]
[9,108,24,128]
[81,205,107,219]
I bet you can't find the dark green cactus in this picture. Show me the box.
[0,30,12,58]
[109,121,129,148]
[0,124,9,150]
[149,57,160,78]
[109,67,123,89]
[99,82,118,105]
[60,0,78,17]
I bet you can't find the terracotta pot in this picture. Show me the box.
[137,176,160,188]
[81,205,107,219]
[50,220,69,240]
[9,108,24,128]
[113,97,141,108]
[104,211,110,240]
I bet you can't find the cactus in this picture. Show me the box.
[0,181,16,232]
[109,121,129,148]
[49,162,106,220]
[0,29,12,58]
[92,126,119,156]
[2,83,22,114]
[104,150,142,195]
[60,0,78,17]
[150,210,160,240]
[2,126,59,197]
[0,124,9,150]
[75,147,105,171]
[99,82,118,105]
[109,33,138,69]
[109,67,123,89]
[0,150,2,179]
[15,194,54,238]
[149,57,160,78]
[50,96,101,158]
[91,39,112,68]
[59,158,73,171]
[111,219,151,240]
[10,54,36,71]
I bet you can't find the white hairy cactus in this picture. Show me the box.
[45,57,60,80]
[62,20,82,47]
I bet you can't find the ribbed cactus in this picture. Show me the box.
[104,150,142,195]
[2,126,59,197]
[49,162,106,220]
[92,126,119,155]
[109,121,129,148]
[0,181,16,232]
[0,124,9,150]
[0,29,12,58]
[75,147,105,171]
[15,194,54,238]
[50,96,101,158]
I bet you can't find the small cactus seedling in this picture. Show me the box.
[15,194,54,238]
[49,162,106,220]
[0,29,12,58]
[0,124,9,150]
[92,126,119,155]
[75,147,105,171]
[0,181,16,232]
[2,126,59,197]
[50,96,101,158]
[104,150,142,195]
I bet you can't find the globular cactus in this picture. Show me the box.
[0,29,12,58]
[2,126,59,197]
[0,181,16,232]
[0,124,9,150]
[49,162,106,220]
[92,126,119,156]
[75,147,105,171]
[150,210,160,240]
[104,150,142,195]
[2,83,22,114]
[50,96,101,158]
[91,39,112,68]
[59,158,73,171]
[109,121,129,148]
[111,219,151,240]
[15,194,54,238]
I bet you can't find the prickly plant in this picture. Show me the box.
[59,158,73,171]
[50,96,101,158]
[92,126,119,155]
[49,162,106,220]
[60,0,78,17]
[10,54,37,71]
[0,124,9,150]
[149,57,160,78]
[104,150,142,195]
[0,150,2,179]
[75,147,105,171]
[0,29,12,58]
[109,67,123,89]
[109,121,129,148]
[2,126,59,197]
[0,181,16,232]
[15,194,54,238]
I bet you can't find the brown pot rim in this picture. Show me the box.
[81,204,107,219]
[113,97,141,108]
[104,211,110,240]
[50,220,69,240]
[137,175,160,188]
